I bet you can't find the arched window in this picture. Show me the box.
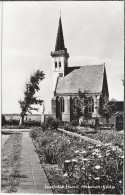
[60,97,64,113]
[88,97,94,113]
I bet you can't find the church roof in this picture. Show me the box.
[55,16,65,51]
[56,64,105,94]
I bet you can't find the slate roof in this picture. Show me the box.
[56,64,105,94]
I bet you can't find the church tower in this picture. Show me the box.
[51,16,69,93]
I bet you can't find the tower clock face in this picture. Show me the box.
[59,73,63,77]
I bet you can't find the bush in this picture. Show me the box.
[58,121,65,128]
[52,120,59,129]
[80,121,90,127]
[64,123,77,132]
[44,144,59,164]
[2,115,6,126]
[38,131,53,146]
[41,123,47,131]
[30,129,38,139]
[30,127,43,139]
[44,116,59,130]
[116,122,123,131]
[6,119,19,126]
[24,120,41,127]
[70,120,79,126]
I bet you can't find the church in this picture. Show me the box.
[51,16,109,123]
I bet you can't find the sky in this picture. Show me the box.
[1,1,124,114]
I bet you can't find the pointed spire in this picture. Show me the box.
[55,16,65,51]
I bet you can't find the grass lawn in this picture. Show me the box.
[1,133,22,193]
[2,135,10,147]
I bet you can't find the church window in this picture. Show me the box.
[88,97,94,113]
[55,62,57,68]
[59,61,61,67]
[60,97,64,113]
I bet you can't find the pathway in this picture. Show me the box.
[18,130,52,194]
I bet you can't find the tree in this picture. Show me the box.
[72,89,94,122]
[18,70,45,125]
[2,115,6,126]
[73,89,117,127]
[98,96,116,124]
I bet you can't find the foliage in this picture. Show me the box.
[52,120,59,129]
[72,89,93,120]
[76,126,96,135]
[80,120,95,128]
[44,116,55,128]
[18,70,45,124]
[2,115,6,126]
[116,122,123,131]
[62,144,123,194]
[30,127,42,139]
[44,116,59,130]
[24,120,41,127]
[99,96,116,123]
[83,130,123,147]
[116,115,123,131]
[30,128,72,165]
[31,127,123,194]
[5,119,19,126]
[2,125,30,130]
[64,123,77,132]
[64,122,95,134]
[2,119,40,128]
[70,120,79,126]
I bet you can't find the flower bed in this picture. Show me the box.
[83,130,124,147]
[64,124,123,147]
[30,127,123,194]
